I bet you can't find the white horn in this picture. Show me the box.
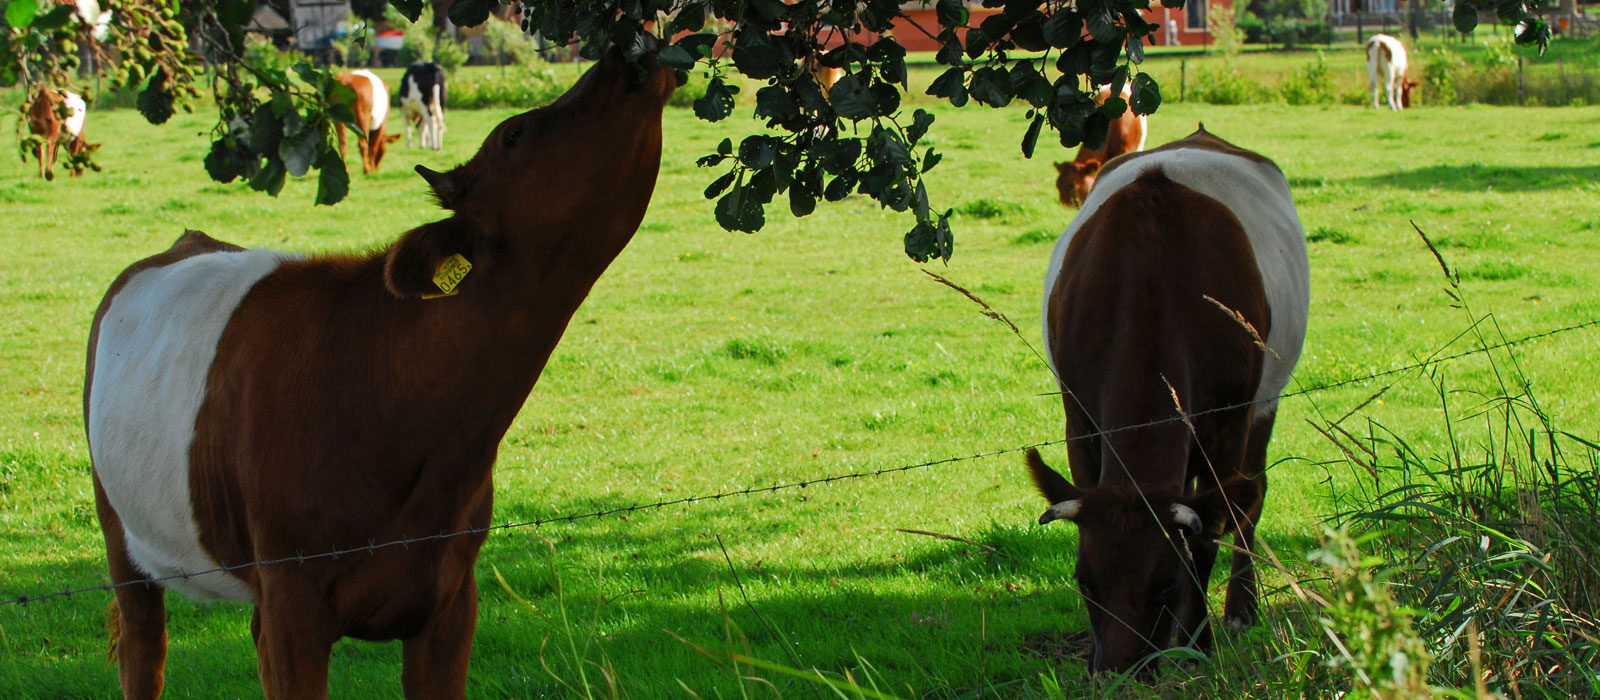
[1039,500,1082,525]
[1171,503,1202,533]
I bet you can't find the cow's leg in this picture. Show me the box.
[1178,531,1220,655]
[335,122,348,164]
[401,575,477,700]
[252,579,336,700]
[1224,410,1274,628]
[94,474,168,699]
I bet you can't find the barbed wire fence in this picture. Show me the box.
[3,316,1597,610]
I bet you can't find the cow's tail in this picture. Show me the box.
[104,598,121,664]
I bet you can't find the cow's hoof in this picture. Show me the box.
[1223,614,1255,630]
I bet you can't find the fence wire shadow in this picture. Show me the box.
[3,317,1596,610]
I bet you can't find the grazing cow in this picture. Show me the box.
[85,49,677,699]
[399,61,448,151]
[334,69,402,174]
[26,88,96,180]
[1030,126,1309,674]
[1054,83,1148,208]
[1366,34,1418,111]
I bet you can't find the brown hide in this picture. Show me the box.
[1033,160,1272,674]
[88,50,677,699]
[334,72,400,174]
[1054,85,1146,207]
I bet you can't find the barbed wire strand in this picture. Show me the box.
[3,316,1595,610]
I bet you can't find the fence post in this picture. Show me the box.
[1518,56,1525,105]
[1180,59,1187,102]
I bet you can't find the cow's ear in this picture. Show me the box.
[1054,161,1069,174]
[1186,478,1261,540]
[1080,159,1102,175]
[384,217,482,299]
[1026,448,1081,505]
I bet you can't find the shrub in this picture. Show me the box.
[1281,52,1335,105]
[448,67,569,109]
[1190,66,1274,105]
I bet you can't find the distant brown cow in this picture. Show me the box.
[1054,83,1147,208]
[335,70,402,174]
[26,88,97,180]
[86,49,676,699]
[1031,127,1309,674]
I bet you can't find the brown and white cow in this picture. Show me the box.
[1054,83,1148,208]
[1366,34,1418,111]
[335,69,402,174]
[1030,126,1309,674]
[85,49,677,699]
[26,88,96,180]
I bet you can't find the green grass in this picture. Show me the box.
[2,56,1600,698]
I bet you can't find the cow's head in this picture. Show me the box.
[1054,160,1102,208]
[387,46,678,298]
[1400,79,1419,108]
[1026,449,1256,675]
[372,132,402,171]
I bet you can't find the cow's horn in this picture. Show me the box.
[1171,503,1202,533]
[1039,500,1082,525]
[416,164,455,201]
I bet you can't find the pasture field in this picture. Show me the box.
[2,72,1599,697]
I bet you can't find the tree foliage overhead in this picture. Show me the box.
[3,0,1555,261]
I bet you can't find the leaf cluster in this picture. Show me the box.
[1451,0,1553,54]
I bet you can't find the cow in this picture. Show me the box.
[1029,126,1309,674]
[1366,34,1418,111]
[25,88,97,180]
[334,69,402,174]
[1054,83,1147,208]
[399,61,448,151]
[85,48,677,699]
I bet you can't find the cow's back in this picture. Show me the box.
[85,231,293,601]
[1043,132,1309,413]
[345,69,388,133]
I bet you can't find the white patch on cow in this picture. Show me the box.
[1042,141,1310,419]
[89,248,295,602]
[61,91,86,140]
[350,69,388,132]
[399,74,445,150]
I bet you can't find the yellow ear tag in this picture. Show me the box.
[421,254,472,299]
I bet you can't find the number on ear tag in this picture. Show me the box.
[420,254,472,299]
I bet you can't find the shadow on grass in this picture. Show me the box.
[1351,163,1600,192]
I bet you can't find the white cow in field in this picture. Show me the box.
[1366,34,1418,110]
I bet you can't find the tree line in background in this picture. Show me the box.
[1,0,1555,260]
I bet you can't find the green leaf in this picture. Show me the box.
[715,184,765,232]
[1494,0,1524,26]
[906,109,936,145]
[391,0,424,22]
[5,0,38,29]
[137,73,176,125]
[279,123,321,177]
[1020,113,1043,159]
[1126,33,1146,64]
[693,77,737,122]
[921,147,942,173]
[31,3,74,30]
[738,136,776,169]
[314,150,349,206]
[717,137,734,156]
[219,0,257,28]
[969,66,1013,107]
[936,0,968,28]
[657,44,696,70]
[1042,9,1083,48]
[925,66,969,107]
[248,106,283,154]
[1453,0,1479,33]
[249,158,287,197]
[1160,0,1184,7]
[448,0,498,27]
[830,74,876,119]
[732,33,791,80]
[789,179,817,217]
[704,170,737,199]
[1130,73,1161,114]
[667,4,707,35]
[204,140,251,184]
[326,103,359,130]
[1086,6,1117,43]
[676,33,719,60]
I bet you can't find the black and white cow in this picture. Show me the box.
[399,61,447,151]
